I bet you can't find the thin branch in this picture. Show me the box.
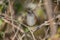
[11,30,18,40]
[1,18,24,33]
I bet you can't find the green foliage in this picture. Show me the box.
[3,0,8,6]
[0,31,4,40]
[34,27,45,38]
[36,8,45,17]
[14,1,24,13]
[25,28,29,32]
[0,5,3,12]
[57,26,60,33]
[0,0,8,13]
[58,28,60,33]
[36,8,47,24]
[0,19,3,26]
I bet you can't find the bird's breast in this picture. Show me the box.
[26,14,36,26]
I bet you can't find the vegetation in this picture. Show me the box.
[0,0,60,40]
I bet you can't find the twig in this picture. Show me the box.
[11,30,18,40]
[20,34,25,40]
[0,12,60,40]
[2,18,24,33]
[19,23,36,40]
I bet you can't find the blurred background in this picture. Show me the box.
[0,0,60,40]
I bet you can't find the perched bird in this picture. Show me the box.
[26,9,37,26]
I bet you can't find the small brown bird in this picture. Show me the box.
[26,9,37,26]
